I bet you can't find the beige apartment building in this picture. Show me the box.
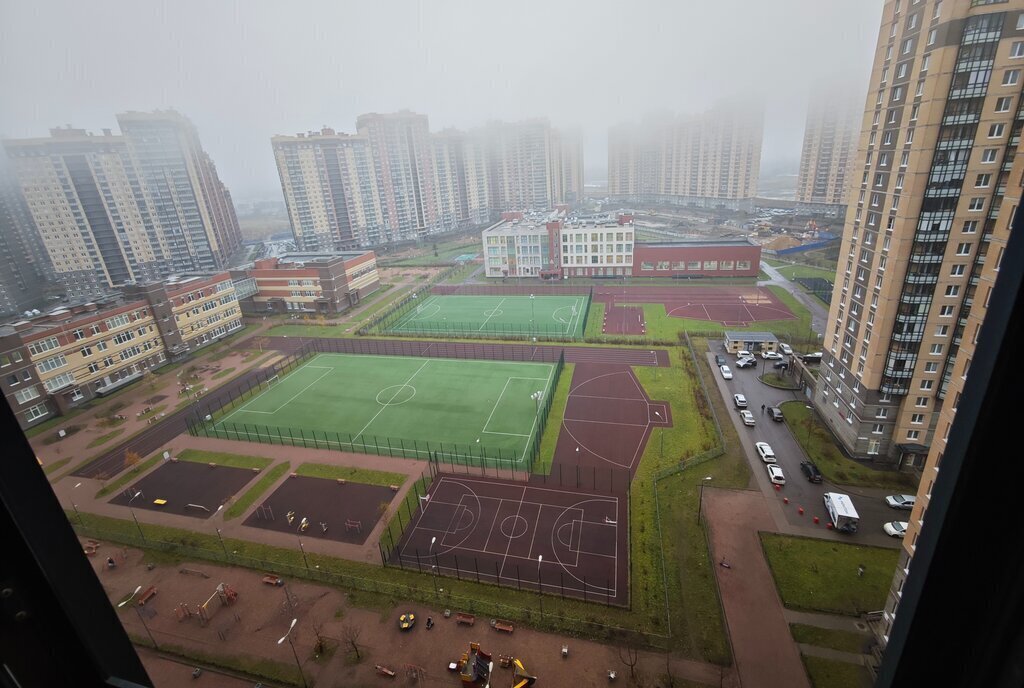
[796,88,862,214]
[862,0,1024,651]
[814,0,1024,472]
[607,103,763,210]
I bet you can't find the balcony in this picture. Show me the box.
[904,272,939,284]
[892,329,924,343]
[881,379,910,395]
[909,252,945,264]
[900,292,933,305]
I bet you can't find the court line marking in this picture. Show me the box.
[517,362,556,461]
[353,358,431,439]
[478,297,507,330]
[222,367,333,420]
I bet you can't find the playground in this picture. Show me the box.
[242,475,396,545]
[205,353,558,465]
[393,475,628,606]
[593,284,796,328]
[383,293,588,338]
[108,460,257,519]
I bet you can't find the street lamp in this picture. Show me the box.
[804,405,814,447]
[654,410,664,458]
[537,555,544,619]
[530,294,536,330]
[531,390,544,413]
[119,585,142,608]
[135,606,158,649]
[697,476,713,525]
[430,537,440,594]
[278,618,307,688]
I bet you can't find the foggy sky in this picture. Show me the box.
[1,0,883,200]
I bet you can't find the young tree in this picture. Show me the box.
[124,450,142,468]
[341,622,362,660]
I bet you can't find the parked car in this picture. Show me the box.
[801,352,823,363]
[733,393,748,409]
[773,361,789,370]
[766,464,786,485]
[883,521,909,538]
[736,350,753,359]
[739,410,756,426]
[755,441,777,463]
[736,357,758,369]
[761,351,783,360]
[779,343,793,355]
[800,461,823,483]
[885,494,916,510]
[715,354,727,366]
[768,406,785,422]
[720,365,733,380]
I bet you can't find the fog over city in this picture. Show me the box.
[1,0,882,198]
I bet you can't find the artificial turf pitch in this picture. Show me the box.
[385,294,587,338]
[207,353,555,464]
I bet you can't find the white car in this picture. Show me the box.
[755,441,777,463]
[739,410,756,426]
[736,350,753,359]
[767,464,786,485]
[885,494,916,510]
[779,343,793,356]
[761,351,784,360]
[720,365,733,380]
[733,393,748,408]
[883,521,909,538]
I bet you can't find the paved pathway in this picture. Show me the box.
[759,260,829,338]
[784,609,873,634]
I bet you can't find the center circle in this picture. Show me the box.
[375,384,417,406]
[500,515,529,539]
[482,308,504,317]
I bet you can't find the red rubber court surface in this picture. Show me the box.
[594,285,796,328]
[108,461,256,519]
[552,363,671,480]
[394,475,628,606]
[243,476,395,545]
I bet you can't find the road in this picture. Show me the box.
[759,259,830,341]
[708,350,903,549]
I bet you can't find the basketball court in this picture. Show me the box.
[393,475,627,605]
[594,285,796,328]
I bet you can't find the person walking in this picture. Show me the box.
[761,403,766,414]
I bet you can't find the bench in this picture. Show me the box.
[137,586,157,606]
[262,575,283,586]
[455,612,476,626]
[494,620,514,634]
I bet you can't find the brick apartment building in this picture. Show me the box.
[231,251,380,315]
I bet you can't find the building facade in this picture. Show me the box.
[2,111,243,297]
[796,87,863,214]
[233,251,379,314]
[608,104,764,210]
[814,0,1024,467]
[482,220,760,279]
[872,0,1024,652]
[0,160,49,316]
[0,272,240,428]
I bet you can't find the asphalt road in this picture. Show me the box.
[709,351,904,549]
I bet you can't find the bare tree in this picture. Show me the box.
[124,450,142,468]
[311,621,326,656]
[618,645,639,682]
[341,622,362,660]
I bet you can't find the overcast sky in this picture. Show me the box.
[1,0,883,200]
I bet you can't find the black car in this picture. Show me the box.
[715,354,727,366]
[800,461,823,484]
[773,361,789,370]
[767,406,784,422]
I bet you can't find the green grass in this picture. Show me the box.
[177,449,272,470]
[206,353,555,466]
[96,453,163,498]
[583,303,605,339]
[535,363,575,475]
[42,458,71,475]
[294,462,406,487]
[439,262,479,284]
[760,533,898,615]
[266,323,347,338]
[223,462,291,520]
[790,624,871,654]
[211,367,237,380]
[86,428,126,449]
[802,655,874,688]
[381,294,587,339]
[130,636,303,687]
[387,241,478,266]
[138,404,167,419]
[776,264,837,282]
[779,402,918,490]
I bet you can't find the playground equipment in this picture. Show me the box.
[197,583,238,627]
[511,658,538,687]
[457,642,493,685]
[375,664,396,677]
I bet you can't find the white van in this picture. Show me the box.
[823,492,860,534]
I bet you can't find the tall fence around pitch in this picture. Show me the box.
[360,285,593,343]
[186,342,566,474]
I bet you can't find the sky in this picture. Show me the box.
[0,0,884,200]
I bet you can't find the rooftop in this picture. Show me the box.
[724,331,778,342]
[639,239,757,248]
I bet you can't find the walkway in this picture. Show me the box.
[759,260,829,338]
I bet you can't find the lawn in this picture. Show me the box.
[223,462,291,520]
[294,462,406,487]
[204,353,557,466]
[776,264,837,282]
[534,362,574,475]
[779,402,918,490]
[266,323,349,338]
[177,449,272,470]
[802,655,874,688]
[86,428,126,449]
[386,240,478,266]
[760,533,898,615]
[379,293,588,339]
[790,624,871,654]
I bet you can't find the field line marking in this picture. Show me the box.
[498,487,529,580]
[220,359,324,423]
[519,361,556,461]
[268,368,334,415]
[481,430,532,437]
[353,358,431,439]
[481,377,513,434]
[478,297,506,330]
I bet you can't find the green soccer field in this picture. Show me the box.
[207,353,556,465]
[384,294,587,338]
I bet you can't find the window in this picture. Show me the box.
[981,149,998,163]
[902,38,913,54]
[867,440,881,455]
[13,386,40,404]
[36,354,67,374]
[920,54,930,72]
[911,103,920,120]
[919,380,933,391]
[939,305,955,316]
[6,374,18,386]
[25,403,48,421]
[72,329,85,341]
[930,344,943,355]
[908,13,918,29]
[897,63,909,79]
[1018,14,1024,30]
[1003,69,1020,86]
[975,174,991,188]
[44,371,75,392]
[916,397,929,407]
[877,407,890,418]
[989,123,1005,138]
[907,430,920,441]
[901,151,910,167]
[995,96,1013,112]
[1012,41,1024,58]
[28,337,59,356]
[911,414,925,424]
[872,423,884,434]
[927,29,936,45]
[956,242,972,255]
[935,325,949,336]
[892,86,904,101]
[883,131,894,145]
[968,197,984,211]
[963,220,978,233]
[950,264,965,276]
[945,285,960,297]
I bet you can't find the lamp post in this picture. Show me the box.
[531,390,543,414]
[215,528,228,558]
[537,555,544,619]
[430,536,439,594]
[278,618,307,688]
[804,405,814,448]
[135,606,158,649]
[654,410,664,458]
[530,294,535,331]
[129,508,145,541]
[697,476,713,525]
[119,585,142,608]
[298,538,309,571]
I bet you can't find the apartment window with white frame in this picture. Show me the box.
[945,285,960,297]
[950,264,965,276]
[888,108,898,123]
[956,242,972,255]
[981,149,998,163]
[911,103,919,120]
[873,421,886,434]
[911,414,925,424]
[901,151,910,166]
[995,96,1013,113]
[1012,41,1024,58]
[896,63,908,79]
[905,128,914,144]
[963,219,978,233]
[893,86,904,101]
[907,13,918,30]
[1003,69,1020,86]
[895,173,905,189]
[916,397,928,407]
[939,305,955,317]
[883,131,894,145]
[877,407,889,419]
[886,45,893,60]
[927,29,936,45]
[907,430,920,441]
[920,380,933,391]
[933,1,942,19]
[935,325,949,337]
[920,54,930,72]
[916,80,925,97]
[902,38,913,54]
[989,123,1005,138]
[930,343,943,355]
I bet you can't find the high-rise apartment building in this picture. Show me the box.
[607,104,763,210]
[485,119,569,212]
[848,0,1024,652]
[432,129,492,229]
[814,0,1024,471]
[796,88,863,213]
[2,111,243,298]
[0,160,49,316]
